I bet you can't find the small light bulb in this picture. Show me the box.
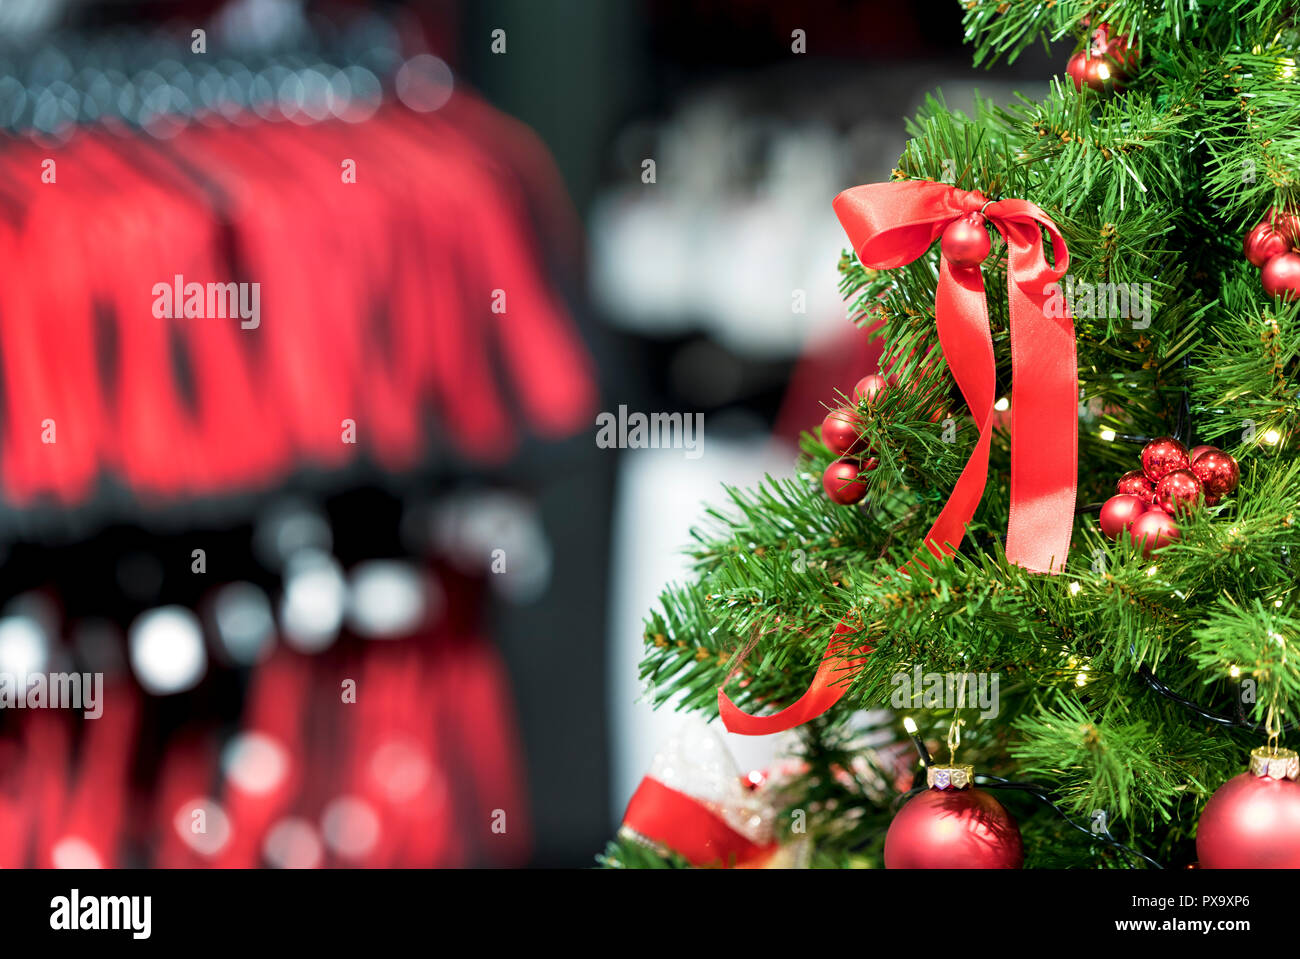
[1275,600,1284,608]
[1096,63,1112,81]
[903,716,918,734]
[1069,581,1082,596]
[1145,566,1158,577]
[1263,429,1282,445]
[1100,428,1116,442]
[1229,665,1241,678]
[994,397,1010,412]
[1075,672,1088,686]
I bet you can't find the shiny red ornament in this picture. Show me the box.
[1191,450,1239,498]
[1140,436,1189,483]
[1243,222,1293,268]
[1153,468,1203,515]
[1067,50,1126,92]
[1116,469,1154,505]
[1065,51,1090,90]
[853,373,887,406]
[1130,508,1179,556]
[884,787,1022,869]
[822,458,867,505]
[1099,493,1147,539]
[940,213,991,269]
[821,406,864,456]
[1197,773,1300,869]
[1265,205,1300,245]
[1261,252,1300,301]
[1189,444,1219,464]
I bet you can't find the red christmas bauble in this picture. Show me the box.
[1261,252,1300,300]
[853,374,887,406]
[822,458,867,505]
[1116,469,1154,505]
[1197,772,1300,869]
[1189,444,1219,463]
[1130,508,1179,555]
[1084,55,1124,91]
[1092,24,1140,75]
[1153,468,1203,515]
[1243,222,1293,267]
[940,213,991,269]
[1065,51,1090,90]
[1265,205,1300,245]
[1191,450,1239,498]
[1099,493,1147,539]
[1141,436,1190,483]
[884,787,1022,869]
[821,407,863,456]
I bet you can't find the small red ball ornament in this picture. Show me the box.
[1191,450,1239,498]
[1099,493,1147,539]
[940,213,991,269]
[1261,252,1300,301]
[1243,222,1293,268]
[884,766,1022,869]
[821,407,864,456]
[1115,469,1154,505]
[853,374,887,406]
[1130,508,1179,556]
[1198,747,1300,869]
[1153,469,1203,515]
[822,458,867,505]
[1065,51,1090,89]
[1189,444,1219,464]
[1265,206,1300,245]
[1140,436,1190,483]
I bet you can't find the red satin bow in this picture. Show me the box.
[719,181,1077,735]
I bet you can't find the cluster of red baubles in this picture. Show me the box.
[1066,23,1139,92]
[1098,437,1240,555]
[1242,206,1300,301]
[819,375,887,505]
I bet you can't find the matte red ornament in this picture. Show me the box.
[1153,469,1203,515]
[853,373,887,406]
[1115,469,1154,505]
[1261,252,1300,301]
[1141,436,1190,483]
[1130,508,1179,556]
[1099,493,1146,539]
[1189,444,1219,464]
[1243,222,1292,268]
[940,213,991,269]
[821,407,863,456]
[822,458,867,505]
[1191,450,1239,498]
[884,787,1022,869]
[1197,772,1300,869]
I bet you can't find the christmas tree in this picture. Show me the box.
[602,0,1300,869]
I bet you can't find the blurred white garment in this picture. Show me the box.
[606,434,800,820]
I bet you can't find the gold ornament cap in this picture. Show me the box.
[1249,746,1299,781]
[926,764,975,790]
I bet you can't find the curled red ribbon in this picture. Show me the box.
[719,181,1077,735]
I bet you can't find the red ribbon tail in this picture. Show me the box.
[718,621,867,735]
